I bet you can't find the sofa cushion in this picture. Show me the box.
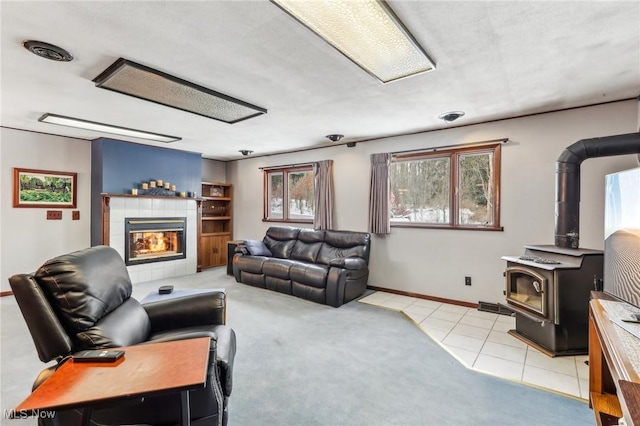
[266,226,301,240]
[262,258,297,279]
[317,230,370,265]
[35,245,133,334]
[289,229,325,263]
[290,263,329,288]
[290,241,323,263]
[265,276,292,294]
[244,240,272,257]
[235,255,267,274]
[264,237,296,259]
[263,227,300,258]
[292,283,326,304]
[297,229,325,243]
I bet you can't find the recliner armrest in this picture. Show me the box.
[328,257,367,270]
[148,326,236,397]
[143,292,226,333]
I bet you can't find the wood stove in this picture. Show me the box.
[500,132,639,356]
[125,217,186,265]
[502,245,603,356]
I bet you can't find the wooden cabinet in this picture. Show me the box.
[589,292,640,426]
[198,182,232,270]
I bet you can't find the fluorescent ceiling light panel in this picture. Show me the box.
[93,58,267,124]
[271,0,435,83]
[38,113,181,143]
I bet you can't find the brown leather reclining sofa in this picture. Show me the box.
[232,226,371,307]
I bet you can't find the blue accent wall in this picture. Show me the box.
[91,138,202,244]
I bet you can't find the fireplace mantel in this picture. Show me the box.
[101,193,202,200]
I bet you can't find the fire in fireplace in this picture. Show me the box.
[125,217,186,265]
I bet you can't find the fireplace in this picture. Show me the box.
[500,132,639,356]
[502,245,603,356]
[125,217,186,266]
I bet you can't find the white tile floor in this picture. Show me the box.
[359,291,589,400]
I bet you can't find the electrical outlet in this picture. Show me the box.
[46,210,62,220]
[465,276,472,286]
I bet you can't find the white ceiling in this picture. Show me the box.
[1,1,639,161]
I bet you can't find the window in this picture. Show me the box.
[389,144,502,230]
[264,166,315,222]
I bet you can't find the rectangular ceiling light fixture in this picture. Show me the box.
[38,113,182,143]
[271,0,435,83]
[93,58,267,124]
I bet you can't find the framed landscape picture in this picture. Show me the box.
[13,168,77,208]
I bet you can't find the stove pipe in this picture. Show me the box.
[555,132,640,249]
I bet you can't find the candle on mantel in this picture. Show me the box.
[142,182,149,190]
[164,182,170,189]
[131,188,138,196]
[150,181,156,188]
[171,184,176,191]
[180,192,186,198]
[157,179,163,186]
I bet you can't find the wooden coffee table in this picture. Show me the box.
[13,337,211,426]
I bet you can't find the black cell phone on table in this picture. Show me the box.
[73,349,125,363]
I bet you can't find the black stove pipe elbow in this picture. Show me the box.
[555,132,640,248]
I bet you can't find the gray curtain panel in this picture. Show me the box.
[313,160,334,230]
[368,153,392,234]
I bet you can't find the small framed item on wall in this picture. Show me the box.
[13,168,77,208]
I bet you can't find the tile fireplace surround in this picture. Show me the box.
[105,196,198,284]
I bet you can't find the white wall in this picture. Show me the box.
[202,158,227,183]
[227,100,639,305]
[1,128,91,292]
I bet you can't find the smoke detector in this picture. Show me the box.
[23,40,73,62]
[239,150,254,156]
[326,134,344,142]
[438,111,465,123]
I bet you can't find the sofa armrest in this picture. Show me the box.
[329,257,367,270]
[234,244,249,255]
[142,291,226,333]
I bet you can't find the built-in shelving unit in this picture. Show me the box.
[198,182,232,270]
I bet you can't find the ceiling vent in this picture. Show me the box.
[23,40,73,62]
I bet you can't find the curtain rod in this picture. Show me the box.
[258,161,316,171]
[391,138,509,156]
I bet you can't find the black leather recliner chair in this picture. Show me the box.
[9,245,236,426]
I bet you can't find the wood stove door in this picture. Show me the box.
[505,266,550,319]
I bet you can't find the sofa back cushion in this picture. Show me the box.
[34,245,142,335]
[264,226,300,259]
[290,229,325,263]
[317,230,371,265]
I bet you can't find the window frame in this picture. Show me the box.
[390,143,502,231]
[263,165,315,223]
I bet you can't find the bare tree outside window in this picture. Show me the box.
[267,172,284,219]
[459,152,494,225]
[264,166,314,222]
[390,157,450,223]
[288,171,314,220]
[390,144,501,230]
